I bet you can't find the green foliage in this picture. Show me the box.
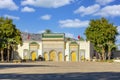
[0,17,22,46]
[0,17,23,61]
[85,17,118,60]
[44,29,52,33]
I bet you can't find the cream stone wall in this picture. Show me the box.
[37,42,42,56]
[17,41,42,59]
[42,41,64,50]
[78,41,94,60]
[65,41,94,61]
[17,41,29,59]
[42,40,65,61]
[42,41,64,49]
[65,42,70,61]
[17,40,93,61]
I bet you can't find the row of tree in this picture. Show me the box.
[85,18,118,60]
[0,17,22,62]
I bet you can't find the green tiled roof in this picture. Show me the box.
[30,42,38,45]
[70,41,78,44]
[42,33,64,38]
[42,35,64,38]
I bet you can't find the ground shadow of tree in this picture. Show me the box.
[0,72,120,80]
[0,64,58,69]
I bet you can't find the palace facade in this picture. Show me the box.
[17,33,94,61]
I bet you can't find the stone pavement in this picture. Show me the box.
[0,62,120,80]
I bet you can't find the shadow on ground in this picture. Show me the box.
[0,72,120,80]
[0,64,58,69]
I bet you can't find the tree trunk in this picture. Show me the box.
[7,49,10,62]
[98,53,102,61]
[7,45,10,62]
[108,50,111,60]
[108,45,112,60]
[101,47,106,61]
[102,53,105,61]
[1,49,4,62]
[12,47,16,60]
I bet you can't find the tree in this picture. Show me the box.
[4,18,15,61]
[0,17,6,61]
[107,41,116,60]
[0,17,22,61]
[0,40,6,62]
[11,28,22,60]
[85,17,118,60]
[44,29,52,33]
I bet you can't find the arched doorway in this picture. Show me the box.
[71,51,76,62]
[31,51,36,61]
[58,52,62,61]
[29,42,39,60]
[44,52,48,61]
[23,49,29,60]
[50,50,56,61]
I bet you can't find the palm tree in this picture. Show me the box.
[0,39,6,61]
[0,17,5,61]
[0,17,23,62]
[6,25,22,61]
[107,41,116,60]
[44,29,52,33]
[3,18,14,61]
[12,28,23,57]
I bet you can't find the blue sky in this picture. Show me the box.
[0,0,120,44]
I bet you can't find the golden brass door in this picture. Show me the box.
[71,51,76,62]
[44,52,48,61]
[31,52,36,61]
[50,51,56,61]
[58,52,62,61]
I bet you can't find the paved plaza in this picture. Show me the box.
[0,61,120,80]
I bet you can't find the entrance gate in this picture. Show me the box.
[58,52,62,61]
[31,51,36,61]
[71,51,76,62]
[50,50,56,61]
[44,52,48,61]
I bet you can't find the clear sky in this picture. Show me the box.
[0,0,120,45]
